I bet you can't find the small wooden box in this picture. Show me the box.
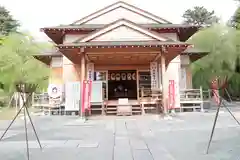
[117,105,132,116]
[117,98,132,116]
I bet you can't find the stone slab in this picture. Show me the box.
[132,149,154,160]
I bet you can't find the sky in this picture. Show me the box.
[1,0,238,42]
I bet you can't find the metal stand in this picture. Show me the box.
[206,90,240,154]
[0,92,42,160]
[225,88,233,103]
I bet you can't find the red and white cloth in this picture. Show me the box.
[211,78,221,106]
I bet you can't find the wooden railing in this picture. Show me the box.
[32,92,65,115]
[180,87,211,112]
[139,88,162,99]
[32,88,212,114]
[139,88,162,114]
[32,92,49,107]
[180,88,203,102]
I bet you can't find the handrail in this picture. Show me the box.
[180,87,204,101]
[139,88,162,98]
[32,92,49,106]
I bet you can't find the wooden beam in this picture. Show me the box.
[80,47,85,53]
[95,64,149,70]
[85,47,160,53]
[161,54,168,115]
[80,49,86,116]
[87,52,158,55]
[154,46,168,62]
[85,54,91,62]
[153,53,161,61]
[87,52,160,55]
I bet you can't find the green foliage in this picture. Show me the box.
[0,33,50,93]
[183,6,219,26]
[230,6,240,29]
[189,24,240,90]
[0,6,19,35]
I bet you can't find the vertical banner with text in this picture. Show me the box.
[81,80,92,114]
[168,80,175,110]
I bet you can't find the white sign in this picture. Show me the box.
[65,82,80,111]
[48,84,62,98]
[87,63,94,80]
[118,98,128,105]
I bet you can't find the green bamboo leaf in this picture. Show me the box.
[0,32,50,93]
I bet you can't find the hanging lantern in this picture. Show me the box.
[132,73,136,80]
[111,73,115,80]
[116,73,121,81]
[127,73,132,80]
[121,73,126,80]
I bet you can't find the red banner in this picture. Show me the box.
[211,78,221,106]
[212,89,220,106]
[168,80,175,110]
[81,80,92,114]
[88,80,92,111]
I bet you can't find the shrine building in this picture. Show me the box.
[37,1,208,115]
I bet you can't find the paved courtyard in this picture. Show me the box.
[0,109,240,160]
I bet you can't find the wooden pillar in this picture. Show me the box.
[79,49,86,116]
[161,54,168,114]
[186,66,193,89]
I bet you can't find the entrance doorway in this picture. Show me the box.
[108,70,137,100]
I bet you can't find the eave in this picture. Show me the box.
[182,47,209,62]
[57,41,190,49]
[33,50,62,65]
[57,41,189,65]
[41,23,199,30]
[41,24,199,44]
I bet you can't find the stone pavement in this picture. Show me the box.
[0,110,240,160]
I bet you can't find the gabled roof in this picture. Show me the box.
[75,19,170,43]
[72,1,171,25]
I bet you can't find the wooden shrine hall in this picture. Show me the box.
[36,1,208,116]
